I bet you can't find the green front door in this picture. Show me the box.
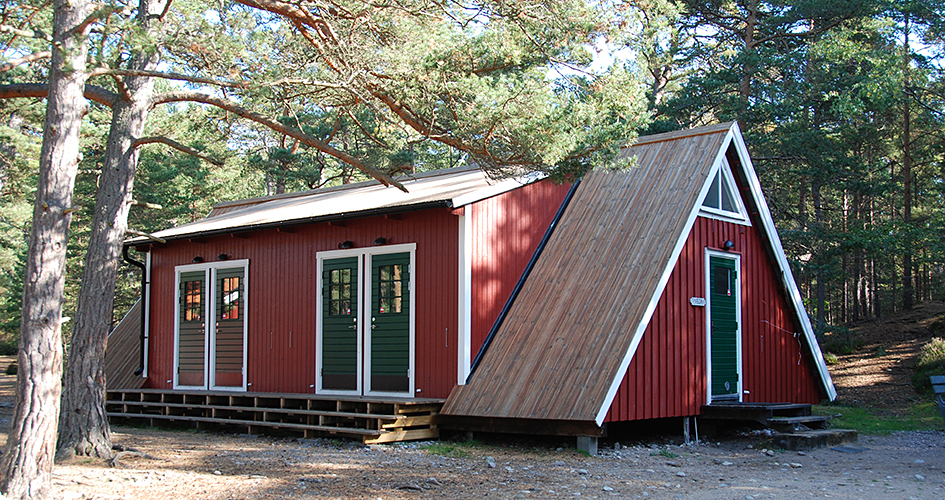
[369,252,410,393]
[321,257,359,391]
[709,255,740,400]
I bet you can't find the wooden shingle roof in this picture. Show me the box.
[442,122,835,425]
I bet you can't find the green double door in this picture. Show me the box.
[320,251,411,395]
[709,255,740,401]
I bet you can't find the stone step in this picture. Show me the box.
[774,429,858,451]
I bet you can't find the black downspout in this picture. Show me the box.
[122,245,147,376]
[466,179,581,384]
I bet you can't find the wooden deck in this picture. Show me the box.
[106,389,443,444]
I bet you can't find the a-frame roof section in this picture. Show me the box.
[442,122,835,426]
[127,166,540,244]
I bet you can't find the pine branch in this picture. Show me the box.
[134,136,225,166]
[0,51,51,73]
[125,229,167,244]
[0,82,118,106]
[150,91,407,191]
[89,67,248,89]
[0,23,53,42]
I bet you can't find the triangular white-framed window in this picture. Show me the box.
[700,156,750,224]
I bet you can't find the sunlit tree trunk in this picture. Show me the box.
[0,0,93,496]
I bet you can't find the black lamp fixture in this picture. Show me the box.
[217,253,229,261]
[723,240,735,251]
[338,240,355,249]
[192,256,204,263]
[374,237,389,246]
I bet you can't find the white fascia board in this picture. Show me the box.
[450,172,545,208]
[728,124,837,401]
[594,144,729,426]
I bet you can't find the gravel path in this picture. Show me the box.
[48,426,944,500]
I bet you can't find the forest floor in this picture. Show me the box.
[0,303,942,499]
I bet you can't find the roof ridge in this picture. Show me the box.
[212,165,480,211]
[625,122,735,148]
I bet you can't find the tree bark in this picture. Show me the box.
[57,0,163,461]
[0,0,93,496]
[901,12,914,311]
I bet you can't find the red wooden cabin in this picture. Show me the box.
[112,123,835,443]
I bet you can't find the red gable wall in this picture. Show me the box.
[604,216,824,423]
[470,181,573,354]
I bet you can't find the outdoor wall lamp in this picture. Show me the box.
[338,240,355,249]
[374,237,389,246]
[217,253,229,261]
[723,240,735,251]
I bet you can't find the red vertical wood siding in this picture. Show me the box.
[604,216,823,423]
[469,180,572,353]
[143,208,460,398]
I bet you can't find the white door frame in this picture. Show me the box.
[705,249,742,403]
[315,243,416,397]
[173,259,249,391]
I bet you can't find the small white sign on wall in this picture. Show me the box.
[690,297,707,307]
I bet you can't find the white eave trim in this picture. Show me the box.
[450,172,545,208]
[594,144,730,426]
[729,125,837,401]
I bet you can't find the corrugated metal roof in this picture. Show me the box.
[128,166,540,244]
[442,124,730,423]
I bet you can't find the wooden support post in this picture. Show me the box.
[683,416,691,445]
[576,436,597,455]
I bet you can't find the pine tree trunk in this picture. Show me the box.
[57,0,162,460]
[901,12,914,311]
[0,0,93,496]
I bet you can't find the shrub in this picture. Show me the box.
[823,352,839,365]
[820,325,862,355]
[912,337,945,395]
[929,317,945,336]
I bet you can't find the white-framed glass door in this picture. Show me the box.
[174,259,249,391]
[316,244,416,397]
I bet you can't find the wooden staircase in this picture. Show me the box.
[699,402,856,450]
[106,389,443,444]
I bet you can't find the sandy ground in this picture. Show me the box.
[0,302,943,499]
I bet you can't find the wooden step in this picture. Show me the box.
[106,389,443,444]
[766,415,831,432]
[108,412,383,437]
[700,402,812,423]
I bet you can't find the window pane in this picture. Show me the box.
[704,172,721,209]
[221,276,240,320]
[377,264,404,314]
[184,281,202,322]
[721,174,737,212]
